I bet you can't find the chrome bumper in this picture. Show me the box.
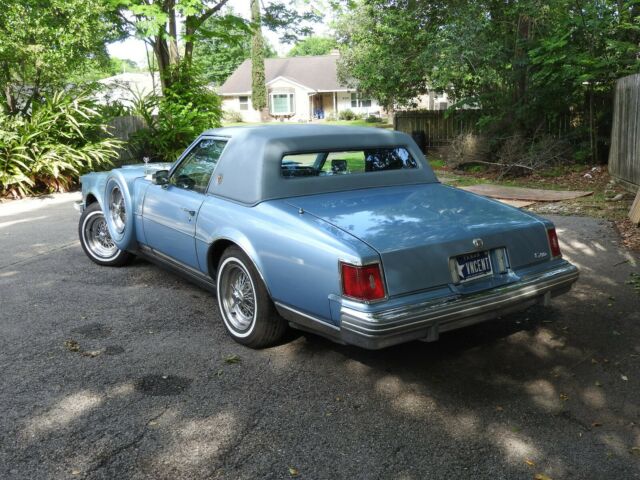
[279,262,579,350]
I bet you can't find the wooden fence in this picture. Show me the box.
[393,109,575,153]
[108,115,146,166]
[608,74,640,189]
[393,110,481,149]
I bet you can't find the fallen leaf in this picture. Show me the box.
[71,470,81,475]
[621,375,629,382]
[595,381,602,387]
[64,339,80,352]
[613,330,621,336]
[592,422,602,427]
[224,354,241,364]
[591,358,598,364]
[534,474,553,480]
[288,466,300,477]
[81,348,105,358]
[525,459,535,466]
[559,393,569,401]
[630,446,640,456]
[496,405,504,412]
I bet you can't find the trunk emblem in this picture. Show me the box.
[472,238,484,249]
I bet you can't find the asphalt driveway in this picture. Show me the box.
[1,193,639,480]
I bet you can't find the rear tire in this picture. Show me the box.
[216,246,287,348]
[79,203,134,267]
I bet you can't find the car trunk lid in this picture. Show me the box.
[287,183,551,297]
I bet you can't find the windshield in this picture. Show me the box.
[281,147,418,178]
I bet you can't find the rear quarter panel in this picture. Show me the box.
[195,197,379,324]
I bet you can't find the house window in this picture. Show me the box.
[238,96,249,111]
[350,93,372,108]
[270,93,295,115]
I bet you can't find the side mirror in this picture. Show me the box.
[152,169,169,186]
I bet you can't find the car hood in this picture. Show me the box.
[286,183,552,296]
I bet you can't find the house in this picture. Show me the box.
[413,91,452,110]
[218,53,382,122]
[96,72,160,105]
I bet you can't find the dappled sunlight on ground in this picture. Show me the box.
[0,216,48,230]
[25,391,103,438]
[2,205,639,478]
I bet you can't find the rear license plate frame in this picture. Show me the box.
[453,250,493,283]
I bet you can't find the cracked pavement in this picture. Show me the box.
[1,192,639,479]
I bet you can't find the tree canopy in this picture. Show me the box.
[0,0,124,114]
[336,0,640,160]
[287,36,337,56]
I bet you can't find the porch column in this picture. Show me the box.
[333,92,337,116]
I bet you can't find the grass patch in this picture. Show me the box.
[428,158,446,169]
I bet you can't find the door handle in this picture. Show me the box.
[181,208,196,217]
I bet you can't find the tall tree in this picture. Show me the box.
[112,0,232,92]
[194,9,276,86]
[337,0,640,161]
[250,0,267,118]
[114,0,321,94]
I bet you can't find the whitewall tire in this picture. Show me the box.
[216,246,287,348]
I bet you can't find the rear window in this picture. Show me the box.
[281,147,417,178]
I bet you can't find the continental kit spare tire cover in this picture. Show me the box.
[103,172,136,251]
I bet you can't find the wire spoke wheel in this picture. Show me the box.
[215,246,287,348]
[220,261,257,333]
[109,186,126,234]
[84,213,118,259]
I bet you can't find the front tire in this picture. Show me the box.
[216,247,287,348]
[79,203,134,267]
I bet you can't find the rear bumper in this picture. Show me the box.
[279,262,579,349]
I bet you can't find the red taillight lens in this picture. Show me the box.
[341,262,386,301]
[547,228,562,258]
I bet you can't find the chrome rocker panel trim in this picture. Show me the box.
[279,262,578,350]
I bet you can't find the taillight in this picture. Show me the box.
[547,227,562,258]
[340,262,386,301]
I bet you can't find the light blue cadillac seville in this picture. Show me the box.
[77,125,578,349]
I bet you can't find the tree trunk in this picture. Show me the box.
[153,35,173,92]
[167,1,180,66]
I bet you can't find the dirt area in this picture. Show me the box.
[433,162,640,251]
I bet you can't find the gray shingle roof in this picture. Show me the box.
[218,54,349,95]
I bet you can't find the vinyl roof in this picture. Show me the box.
[199,125,436,205]
[218,55,348,95]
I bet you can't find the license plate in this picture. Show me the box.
[454,250,493,283]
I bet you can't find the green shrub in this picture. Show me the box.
[130,64,222,162]
[338,109,357,121]
[223,110,243,123]
[0,90,123,197]
[365,115,382,123]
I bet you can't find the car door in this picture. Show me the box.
[142,137,227,269]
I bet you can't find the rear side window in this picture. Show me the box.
[281,147,417,178]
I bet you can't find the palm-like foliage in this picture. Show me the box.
[0,91,123,197]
